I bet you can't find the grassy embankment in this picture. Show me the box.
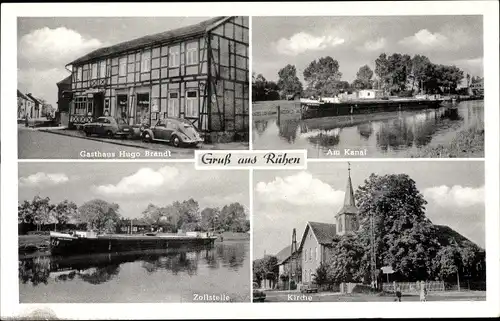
[216,231,250,241]
[408,123,485,158]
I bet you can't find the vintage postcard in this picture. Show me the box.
[252,16,484,158]
[17,16,249,159]
[2,1,499,320]
[17,163,250,303]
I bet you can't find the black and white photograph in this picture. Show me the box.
[17,16,249,159]
[17,163,250,303]
[252,161,486,302]
[2,1,499,320]
[252,16,484,158]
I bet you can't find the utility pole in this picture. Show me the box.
[370,213,377,289]
[289,228,298,291]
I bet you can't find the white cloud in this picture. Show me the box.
[94,166,180,197]
[19,172,69,187]
[255,171,344,206]
[423,185,484,208]
[275,32,345,56]
[360,37,386,52]
[399,27,474,51]
[19,27,102,65]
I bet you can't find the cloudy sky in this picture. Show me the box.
[253,16,483,85]
[17,17,213,109]
[253,161,485,259]
[18,162,249,219]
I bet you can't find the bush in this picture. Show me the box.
[26,231,50,236]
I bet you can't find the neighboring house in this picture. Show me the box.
[66,16,249,143]
[57,75,72,113]
[26,93,42,118]
[17,90,28,119]
[470,79,484,96]
[119,218,150,234]
[276,244,302,287]
[357,89,384,99]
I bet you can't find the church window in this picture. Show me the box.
[315,247,318,261]
[309,248,312,261]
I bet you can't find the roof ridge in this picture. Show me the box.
[68,16,227,66]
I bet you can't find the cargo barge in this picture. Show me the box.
[300,98,444,120]
[50,231,217,256]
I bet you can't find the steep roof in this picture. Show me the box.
[17,90,28,100]
[337,170,358,216]
[276,245,292,265]
[298,221,337,252]
[309,222,337,244]
[26,93,41,105]
[68,16,228,66]
[434,225,484,251]
[57,75,71,86]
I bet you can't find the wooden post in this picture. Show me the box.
[276,105,281,126]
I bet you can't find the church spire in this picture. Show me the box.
[336,162,359,236]
[343,162,356,208]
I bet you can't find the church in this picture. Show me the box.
[276,165,359,286]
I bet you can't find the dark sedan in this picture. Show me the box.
[83,116,133,138]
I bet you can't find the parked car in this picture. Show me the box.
[300,283,318,293]
[83,116,132,138]
[253,282,266,302]
[140,117,204,147]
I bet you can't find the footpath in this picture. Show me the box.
[18,124,248,151]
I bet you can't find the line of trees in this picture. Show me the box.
[141,199,250,233]
[253,52,473,101]
[19,196,250,235]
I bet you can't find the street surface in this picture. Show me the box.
[261,290,486,302]
[18,127,247,159]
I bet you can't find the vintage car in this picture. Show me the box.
[300,283,319,293]
[82,116,132,138]
[252,282,266,302]
[140,117,204,147]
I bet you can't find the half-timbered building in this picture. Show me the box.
[66,16,249,142]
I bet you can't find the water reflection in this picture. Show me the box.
[252,101,484,157]
[19,242,247,287]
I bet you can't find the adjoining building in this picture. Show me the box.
[57,75,72,127]
[66,16,249,143]
[357,89,384,99]
[26,93,42,118]
[17,90,29,119]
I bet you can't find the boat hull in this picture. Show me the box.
[300,99,443,119]
[50,234,217,256]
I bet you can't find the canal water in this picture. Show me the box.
[252,100,484,158]
[19,241,250,303]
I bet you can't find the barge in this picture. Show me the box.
[50,231,217,256]
[300,97,444,120]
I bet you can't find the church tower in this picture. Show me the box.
[336,162,359,236]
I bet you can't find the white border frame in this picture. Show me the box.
[2,1,499,319]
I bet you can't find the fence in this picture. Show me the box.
[382,281,445,294]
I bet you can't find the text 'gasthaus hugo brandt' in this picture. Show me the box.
[195,150,307,170]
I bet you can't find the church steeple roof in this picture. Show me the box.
[337,162,358,216]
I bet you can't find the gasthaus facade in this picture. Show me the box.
[66,16,249,143]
